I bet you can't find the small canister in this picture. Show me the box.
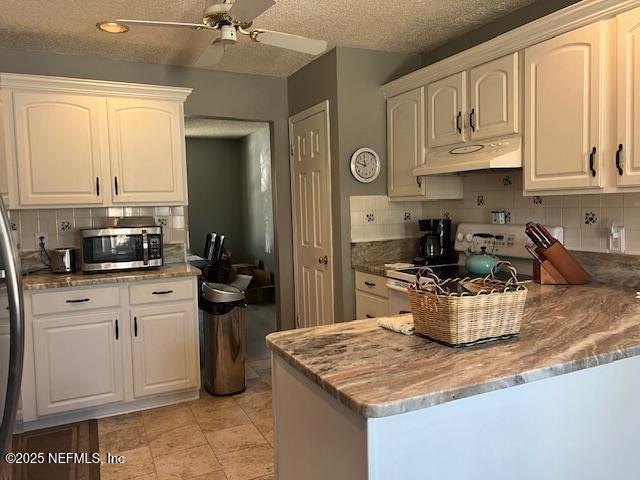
[491,210,507,225]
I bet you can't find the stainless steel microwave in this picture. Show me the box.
[80,227,163,272]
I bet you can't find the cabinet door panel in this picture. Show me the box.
[0,97,8,200]
[387,88,426,198]
[131,303,198,398]
[355,292,389,320]
[108,98,186,204]
[524,22,605,191]
[426,72,466,148]
[12,92,105,206]
[32,311,123,416]
[617,8,640,186]
[469,53,519,141]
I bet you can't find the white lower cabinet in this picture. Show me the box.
[131,303,199,398]
[32,311,124,416]
[354,272,389,320]
[22,277,200,423]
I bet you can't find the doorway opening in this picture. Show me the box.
[184,116,277,363]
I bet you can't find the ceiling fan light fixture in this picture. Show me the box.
[97,21,130,34]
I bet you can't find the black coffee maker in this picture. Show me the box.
[414,218,454,265]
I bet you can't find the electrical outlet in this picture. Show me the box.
[35,233,48,249]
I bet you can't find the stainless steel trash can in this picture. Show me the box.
[200,282,246,395]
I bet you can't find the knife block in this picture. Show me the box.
[533,242,590,285]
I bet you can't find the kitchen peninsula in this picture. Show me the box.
[267,282,640,480]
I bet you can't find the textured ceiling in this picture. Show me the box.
[0,0,537,77]
[184,117,268,138]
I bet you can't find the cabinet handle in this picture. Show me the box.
[616,144,624,176]
[589,147,597,177]
[152,290,174,295]
[469,108,476,132]
[96,177,100,196]
[114,176,119,195]
[65,298,90,304]
[364,281,376,287]
[416,176,422,187]
[115,319,119,340]
[366,314,374,319]
[456,111,462,134]
[134,316,138,337]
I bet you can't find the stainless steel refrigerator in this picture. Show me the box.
[0,196,24,475]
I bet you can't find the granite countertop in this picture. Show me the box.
[267,282,640,418]
[21,263,201,290]
[353,261,414,277]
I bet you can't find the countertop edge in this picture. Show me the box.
[267,334,640,419]
[21,264,201,291]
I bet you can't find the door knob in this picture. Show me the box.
[318,255,329,265]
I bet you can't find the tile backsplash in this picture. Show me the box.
[7,206,188,251]
[351,171,640,255]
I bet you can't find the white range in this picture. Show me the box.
[386,223,564,315]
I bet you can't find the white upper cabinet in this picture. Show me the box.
[108,98,187,204]
[387,87,464,200]
[524,22,606,192]
[388,88,425,198]
[11,92,106,206]
[426,72,466,148]
[469,53,519,141]
[616,7,640,187]
[0,74,191,208]
[0,97,7,201]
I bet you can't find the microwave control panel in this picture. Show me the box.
[149,235,162,259]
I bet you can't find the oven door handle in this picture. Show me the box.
[386,282,410,293]
[142,229,149,266]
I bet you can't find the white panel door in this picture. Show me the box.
[426,72,466,148]
[32,311,124,416]
[12,91,106,206]
[387,88,426,198]
[524,22,605,191]
[469,53,519,141]
[108,98,186,204]
[130,303,199,398]
[289,102,334,328]
[617,8,640,187]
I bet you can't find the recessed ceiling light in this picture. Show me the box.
[96,21,129,34]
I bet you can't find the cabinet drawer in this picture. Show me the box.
[356,291,389,320]
[129,279,194,305]
[31,287,120,316]
[355,271,388,298]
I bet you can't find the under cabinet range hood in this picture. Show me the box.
[414,135,522,176]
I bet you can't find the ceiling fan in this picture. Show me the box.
[97,0,328,66]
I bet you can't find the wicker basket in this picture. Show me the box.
[407,262,527,347]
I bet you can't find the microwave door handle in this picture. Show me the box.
[142,229,149,265]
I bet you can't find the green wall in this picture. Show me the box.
[241,127,275,272]
[0,46,295,329]
[185,137,244,260]
[287,47,420,322]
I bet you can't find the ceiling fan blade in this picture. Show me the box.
[115,19,215,30]
[228,0,276,24]
[251,30,328,55]
[195,41,226,67]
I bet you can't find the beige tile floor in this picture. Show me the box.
[99,358,274,480]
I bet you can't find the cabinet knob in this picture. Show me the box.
[469,108,476,132]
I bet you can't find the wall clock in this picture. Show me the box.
[350,148,381,183]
